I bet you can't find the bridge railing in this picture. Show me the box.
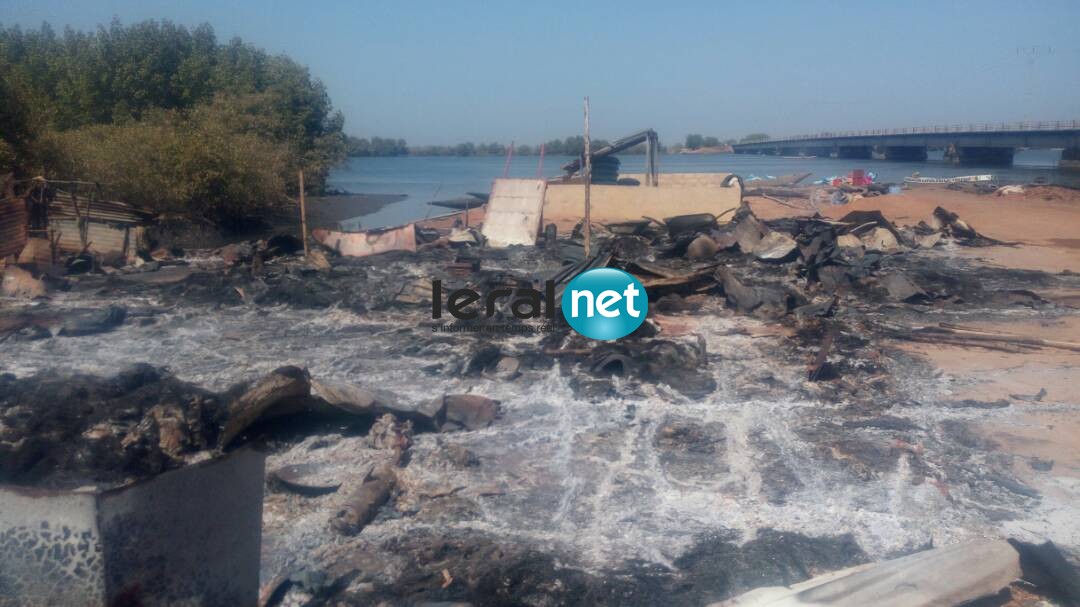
[735,120,1080,145]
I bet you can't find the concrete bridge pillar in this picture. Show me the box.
[942,144,959,164]
[837,146,872,159]
[957,146,1014,167]
[1062,147,1080,171]
[884,146,928,162]
[780,147,800,157]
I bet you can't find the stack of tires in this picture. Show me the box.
[590,156,620,184]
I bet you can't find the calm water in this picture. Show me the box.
[327,149,1073,230]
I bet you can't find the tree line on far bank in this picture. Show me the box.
[346,135,613,158]
[346,132,772,157]
[1,19,346,227]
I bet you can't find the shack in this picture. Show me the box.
[5,179,156,266]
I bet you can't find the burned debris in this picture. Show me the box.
[0,364,226,487]
[4,164,1080,606]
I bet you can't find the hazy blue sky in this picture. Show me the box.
[4,0,1080,145]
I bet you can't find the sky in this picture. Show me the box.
[3,0,1080,145]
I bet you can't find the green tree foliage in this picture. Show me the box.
[45,105,289,226]
[562,136,585,156]
[346,136,407,157]
[543,139,565,155]
[0,58,47,171]
[740,133,771,143]
[347,136,655,158]
[685,134,724,149]
[0,19,346,220]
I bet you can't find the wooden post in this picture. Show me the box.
[583,96,591,258]
[503,141,514,178]
[648,131,656,186]
[648,132,656,186]
[645,135,653,186]
[298,169,309,257]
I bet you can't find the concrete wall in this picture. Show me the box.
[97,448,264,606]
[0,488,104,606]
[543,177,742,230]
[0,449,264,607]
[620,172,735,187]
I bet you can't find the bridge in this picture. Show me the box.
[730,121,1080,168]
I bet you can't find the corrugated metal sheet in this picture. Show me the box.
[481,179,546,247]
[48,190,155,225]
[0,199,28,259]
[51,219,143,256]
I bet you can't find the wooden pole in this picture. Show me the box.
[298,169,309,257]
[645,135,653,186]
[503,141,514,178]
[648,131,659,186]
[583,96,591,258]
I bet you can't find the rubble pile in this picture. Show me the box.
[0,364,226,487]
[0,361,498,491]
[4,184,1080,605]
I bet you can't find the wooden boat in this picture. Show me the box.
[426,196,486,210]
[748,172,813,187]
[903,174,995,185]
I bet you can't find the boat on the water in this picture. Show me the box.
[427,194,487,210]
[781,155,816,159]
[903,174,995,185]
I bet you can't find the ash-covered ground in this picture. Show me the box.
[3,209,1080,605]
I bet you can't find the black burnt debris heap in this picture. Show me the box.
[0,361,502,490]
[521,201,1064,404]
[0,364,227,487]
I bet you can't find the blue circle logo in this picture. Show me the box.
[561,268,648,340]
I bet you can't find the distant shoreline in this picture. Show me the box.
[677,146,734,155]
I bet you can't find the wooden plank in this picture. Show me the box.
[299,170,310,257]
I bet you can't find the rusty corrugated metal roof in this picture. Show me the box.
[0,198,28,259]
[48,190,156,226]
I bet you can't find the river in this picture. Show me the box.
[326,149,1074,230]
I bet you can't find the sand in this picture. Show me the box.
[753,185,1080,506]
